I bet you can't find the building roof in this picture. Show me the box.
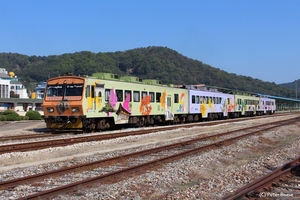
[0,73,10,78]
[10,80,23,85]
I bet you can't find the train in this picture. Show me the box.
[42,73,276,131]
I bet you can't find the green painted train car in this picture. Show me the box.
[43,73,188,130]
[234,93,260,117]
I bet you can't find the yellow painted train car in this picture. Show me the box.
[43,73,188,131]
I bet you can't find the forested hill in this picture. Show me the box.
[279,80,300,96]
[0,46,296,98]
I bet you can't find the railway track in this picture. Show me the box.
[0,113,295,155]
[0,133,64,142]
[0,112,294,144]
[0,116,298,199]
[223,155,300,200]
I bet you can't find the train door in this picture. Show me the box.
[95,83,105,111]
[90,85,97,111]
[165,96,174,120]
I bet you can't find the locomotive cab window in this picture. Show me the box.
[46,84,83,99]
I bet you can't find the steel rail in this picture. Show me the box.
[0,115,298,155]
[9,117,298,199]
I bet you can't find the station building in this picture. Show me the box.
[0,68,43,115]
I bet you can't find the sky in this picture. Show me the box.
[1,1,299,84]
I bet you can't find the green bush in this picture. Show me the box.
[25,110,42,120]
[1,110,17,116]
[6,115,21,121]
[0,115,7,121]
[21,116,30,120]
[0,110,21,121]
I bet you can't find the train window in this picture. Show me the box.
[98,91,102,97]
[167,97,171,107]
[149,92,155,102]
[91,85,95,98]
[209,97,213,104]
[174,94,179,103]
[86,85,90,97]
[213,97,216,104]
[227,98,230,104]
[134,91,140,102]
[192,95,195,104]
[199,96,203,104]
[116,89,123,102]
[156,92,161,102]
[195,95,199,104]
[125,90,132,102]
[105,89,110,101]
[142,91,147,99]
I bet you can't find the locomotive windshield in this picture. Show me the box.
[46,84,83,97]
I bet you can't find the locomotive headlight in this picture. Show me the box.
[47,107,54,113]
[71,107,80,113]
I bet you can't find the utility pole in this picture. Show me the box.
[296,80,298,100]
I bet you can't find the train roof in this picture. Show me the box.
[91,72,174,87]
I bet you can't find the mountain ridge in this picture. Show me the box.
[0,46,297,98]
